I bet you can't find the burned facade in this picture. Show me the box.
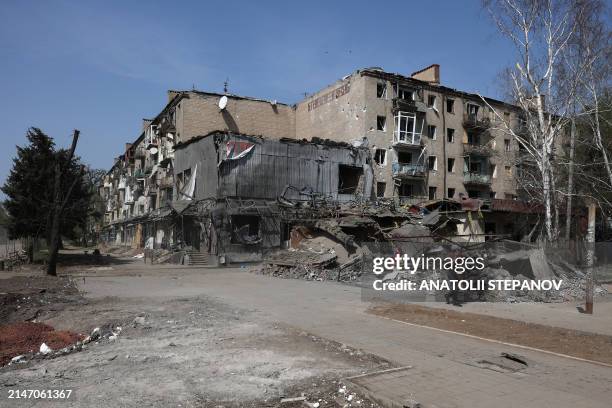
[172,132,372,263]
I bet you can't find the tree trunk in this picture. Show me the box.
[46,129,80,276]
[46,164,62,276]
[565,117,576,242]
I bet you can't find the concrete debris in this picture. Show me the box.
[39,343,52,354]
[133,316,146,326]
[10,355,26,364]
[280,396,307,403]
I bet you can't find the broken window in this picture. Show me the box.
[230,215,261,245]
[447,128,455,143]
[447,158,455,173]
[397,151,412,164]
[427,125,437,139]
[428,186,437,200]
[376,82,387,99]
[376,182,386,198]
[467,103,479,117]
[398,182,413,197]
[470,161,482,173]
[428,156,437,171]
[338,165,363,194]
[504,112,511,123]
[397,86,415,101]
[376,115,387,131]
[467,131,480,145]
[427,94,437,108]
[447,188,456,198]
[504,139,511,152]
[374,148,387,165]
[505,166,512,177]
[446,99,455,113]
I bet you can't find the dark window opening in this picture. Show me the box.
[374,148,386,165]
[398,86,415,101]
[446,99,455,113]
[447,188,456,198]
[376,115,387,131]
[376,82,387,98]
[447,128,455,143]
[467,103,479,117]
[467,131,480,144]
[397,151,412,164]
[376,182,386,197]
[428,186,437,200]
[338,165,364,194]
[447,158,455,172]
[230,215,261,245]
[398,182,413,197]
[427,95,436,108]
[427,125,437,139]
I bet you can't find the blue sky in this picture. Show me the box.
[0,0,512,197]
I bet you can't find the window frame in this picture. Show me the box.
[394,111,420,144]
[447,128,455,143]
[376,115,387,131]
[428,155,438,171]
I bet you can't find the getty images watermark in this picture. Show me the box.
[370,254,563,292]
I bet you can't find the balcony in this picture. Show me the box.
[464,172,492,186]
[463,113,491,130]
[398,196,428,206]
[392,132,423,149]
[392,163,427,179]
[463,143,493,156]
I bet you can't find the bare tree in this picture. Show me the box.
[483,0,586,242]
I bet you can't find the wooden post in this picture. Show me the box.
[46,130,80,276]
[584,202,596,314]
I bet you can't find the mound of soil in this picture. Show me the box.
[0,321,83,365]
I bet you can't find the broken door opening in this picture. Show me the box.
[230,215,261,245]
[338,165,364,195]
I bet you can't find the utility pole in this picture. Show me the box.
[584,201,596,314]
[47,130,81,276]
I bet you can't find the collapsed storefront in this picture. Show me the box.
[172,131,374,263]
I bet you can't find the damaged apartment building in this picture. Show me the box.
[99,64,549,263]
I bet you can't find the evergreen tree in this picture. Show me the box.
[1,128,91,244]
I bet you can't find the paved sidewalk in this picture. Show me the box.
[81,267,612,408]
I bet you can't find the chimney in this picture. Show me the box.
[411,64,440,85]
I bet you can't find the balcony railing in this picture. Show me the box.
[392,97,417,112]
[393,132,422,148]
[463,113,491,130]
[464,172,492,185]
[463,143,493,156]
[392,163,427,178]
[398,196,429,206]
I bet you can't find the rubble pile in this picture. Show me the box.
[3,324,122,367]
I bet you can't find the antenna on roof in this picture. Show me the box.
[223,78,229,94]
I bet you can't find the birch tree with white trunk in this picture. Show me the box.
[483,0,583,242]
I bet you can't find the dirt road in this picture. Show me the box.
[2,256,612,407]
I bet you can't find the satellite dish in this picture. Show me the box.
[218,95,228,110]
[149,147,158,154]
